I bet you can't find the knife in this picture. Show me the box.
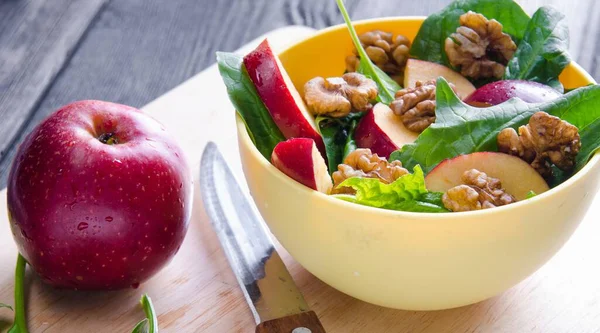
[199,142,326,333]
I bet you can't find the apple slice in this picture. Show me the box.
[464,80,561,107]
[271,138,332,193]
[243,39,326,156]
[425,152,549,200]
[354,103,418,158]
[404,59,476,99]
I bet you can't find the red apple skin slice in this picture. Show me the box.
[425,152,550,200]
[243,39,326,156]
[404,59,476,99]
[271,138,332,193]
[354,103,418,158]
[464,80,561,106]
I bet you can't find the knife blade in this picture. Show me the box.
[199,142,325,333]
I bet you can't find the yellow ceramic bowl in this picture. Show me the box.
[236,17,600,310]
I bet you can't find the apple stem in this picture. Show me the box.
[98,133,118,145]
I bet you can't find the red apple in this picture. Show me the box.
[464,80,561,107]
[425,152,549,200]
[271,138,332,193]
[404,59,476,98]
[354,103,418,158]
[243,39,326,156]
[7,100,193,290]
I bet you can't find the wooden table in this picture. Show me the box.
[1,1,600,332]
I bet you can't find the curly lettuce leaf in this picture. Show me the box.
[504,6,571,89]
[410,0,530,68]
[334,165,448,213]
[217,52,285,159]
[390,78,600,185]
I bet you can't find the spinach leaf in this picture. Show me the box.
[131,294,158,333]
[551,88,600,174]
[390,78,600,185]
[336,0,401,104]
[7,254,27,333]
[216,52,285,159]
[343,119,359,159]
[316,113,363,174]
[504,6,570,89]
[333,165,449,213]
[410,0,530,68]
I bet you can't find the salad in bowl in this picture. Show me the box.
[217,0,600,310]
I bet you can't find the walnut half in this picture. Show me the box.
[444,11,517,79]
[345,30,411,80]
[390,80,437,133]
[390,80,458,133]
[442,169,516,212]
[332,148,409,194]
[497,112,581,178]
[304,73,378,118]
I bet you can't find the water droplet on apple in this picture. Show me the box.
[131,282,140,289]
[113,159,122,164]
[105,216,113,222]
[77,222,89,231]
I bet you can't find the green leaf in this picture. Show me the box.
[132,294,159,333]
[216,52,285,159]
[420,192,446,207]
[343,119,359,160]
[131,319,149,333]
[7,254,28,333]
[390,78,600,185]
[410,0,530,68]
[526,190,537,199]
[316,113,363,174]
[336,0,401,104]
[334,165,448,212]
[550,88,600,174]
[0,303,13,311]
[504,6,571,88]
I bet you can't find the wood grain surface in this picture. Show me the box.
[255,311,326,333]
[0,0,599,188]
[1,27,600,333]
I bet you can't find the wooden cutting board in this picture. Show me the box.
[1,26,600,333]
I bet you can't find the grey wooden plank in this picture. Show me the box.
[0,0,107,164]
[0,0,598,189]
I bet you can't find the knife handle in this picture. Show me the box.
[255,311,326,333]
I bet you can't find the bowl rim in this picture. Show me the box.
[237,16,600,219]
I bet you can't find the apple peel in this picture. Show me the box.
[243,39,326,157]
[271,138,332,193]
